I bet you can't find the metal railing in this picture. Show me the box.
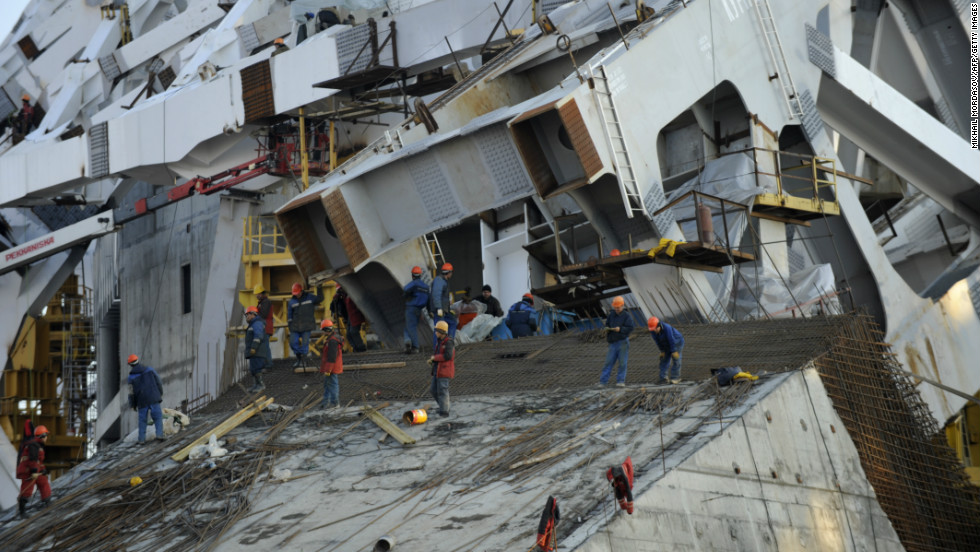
[242,216,291,258]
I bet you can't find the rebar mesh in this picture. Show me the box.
[814,314,980,551]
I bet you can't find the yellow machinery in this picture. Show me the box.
[1,276,90,478]
[239,216,361,355]
[946,400,980,485]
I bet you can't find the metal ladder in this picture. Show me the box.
[424,232,445,272]
[752,0,804,120]
[588,65,647,219]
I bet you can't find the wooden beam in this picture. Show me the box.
[362,407,415,445]
[171,396,274,461]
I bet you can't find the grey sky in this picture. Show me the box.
[1,0,31,43]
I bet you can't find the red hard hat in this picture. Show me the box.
[522,293,534,304]
[127,354,139,365]
[34,425,49,438]
[245,306,259,315]
[441,262,453,273]
[610,249,621,256]
[320,319,334,329]
[292,282,303,295]
[411,266,422,275]
[647,316,660,331]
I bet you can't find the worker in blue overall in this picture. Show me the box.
[648,316,684,384]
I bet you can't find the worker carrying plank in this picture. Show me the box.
[647,316,684,384]
[606,456,635,514]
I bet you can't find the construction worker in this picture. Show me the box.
[429,320,455,417]
[270,37,289,57]
[451,287,485,329]
[429,262,456,349]
[342,289,368,352]
[17,425,51,518]
[19,93,34,135]
[403,266,429,353]
[506,293,538,338]
[318,320,344,409]
[475,284,503,317]
[254,284,274,337]
[245,306,271,392]
[287,282,323,367]
[648,316,684,384]
[599,296,634,386]
[126,354,165,444]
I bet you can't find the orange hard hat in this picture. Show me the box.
[611,296,625,308]
[127,354,139,365]
[522,293,534,303]
[292,282,303,295]
[245,306,259,315]
[411,266,423,275]
[434,320,449,333]
[22,93,30,101]
[441,262,453,273]
[320,319,334,329]
[34,425,49,438]
[274,37,285,45]
[647,316,660,331]
[610,249,621,256]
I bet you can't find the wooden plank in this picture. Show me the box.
[362,407,415,445]
[348,362,407,370]
[171,396,274,461]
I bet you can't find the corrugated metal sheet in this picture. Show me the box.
[88,122,109,178]
[323,190,369,268]
[240,60,275,123]
[558,98,602,180]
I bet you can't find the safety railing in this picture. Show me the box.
[745,147,839,205]
[242,216,291,259]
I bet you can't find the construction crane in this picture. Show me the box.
[0,155,270,276]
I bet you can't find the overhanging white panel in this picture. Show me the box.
[163,75,240,162]
[107,99,166,173]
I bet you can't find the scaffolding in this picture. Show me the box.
[59,285,97,443]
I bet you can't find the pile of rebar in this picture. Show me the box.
[0,392,320,551]
[814,314,980,551]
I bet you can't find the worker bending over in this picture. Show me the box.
[429,320,455,417]
[648,316,684,384]
[599,296,633,386]
[506,293,537,338]
[17,425,51,518]
[319,319,344,409]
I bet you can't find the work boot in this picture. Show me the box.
[615,383,626,388]
[253,374,265,393]
[410,347,419,354]
[404,343,413,354]
[657,377,668,385]
[40,498,52,509]
[292,355,303,368]
[17,497,28,519]
[670,378,682,385]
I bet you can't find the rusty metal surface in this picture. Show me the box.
[240,60,274,123]
[815,314,980,551]
[558,98,602,179]
[323,189,369,268]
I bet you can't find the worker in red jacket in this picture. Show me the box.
[428,320,455,417]
[318,319,344,409]
[17,425,52,518]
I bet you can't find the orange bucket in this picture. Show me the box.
[403,409,428,425]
